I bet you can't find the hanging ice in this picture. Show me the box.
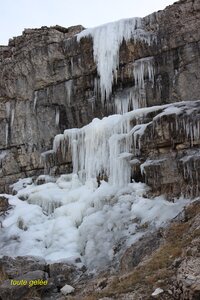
[65,80,73,105]
[77,18,156,104]
[33,91,38,111]
[52,104,174,187]
[5,123,9,147]
[133,57,155,90]
[53,115,132,187]
[114,57,155,114]
[6,102,11,118]
[55,107,60,126]
[11,108,15,127]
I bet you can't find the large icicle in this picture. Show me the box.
[77,18,156,104]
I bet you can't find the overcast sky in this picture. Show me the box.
[1,0,176,45]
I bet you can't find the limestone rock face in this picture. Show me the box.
[0,0,200,192]
[133,101,200,198]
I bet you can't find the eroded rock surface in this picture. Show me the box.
[0,256,82,300]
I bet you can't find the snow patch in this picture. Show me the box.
[61,284,75,295]
[152,288,164,296]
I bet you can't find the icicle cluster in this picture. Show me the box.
[53,116,132,187]
[180,154,200,197]
[52,105,171,187]
[77,18,156,104]
[114,57,155,114]
[153,106,200,146]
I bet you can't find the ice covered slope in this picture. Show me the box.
[0,175,189,271]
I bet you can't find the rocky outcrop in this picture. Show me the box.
[0,196,9,215]
[0,0,200,192]
[0,256,82,300]
[131,100,200,199]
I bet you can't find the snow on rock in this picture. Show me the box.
[77,18,156,105]
[140,159,166,176]
[152,287,164,297]
[0,151,7,163]
[10,178,33,193]
[60,284,75,295]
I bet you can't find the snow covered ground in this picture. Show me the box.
[0,175,189,272]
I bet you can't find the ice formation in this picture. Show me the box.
[0,151,7,166]
[55,107,60,126]
[77,18,156,105]
[6,101,11,118]
[113,57,155,114]
[1,101,198,271]
[53,103,186,186]
[52,101,200,185]
[0,176,189,271]
[133,57,155,90]
[33,91,38,111]
[5,123,9,147]
[65,80,73,105]
[11,108,15,127]
[153,104,200,146]
[180,153,200,196]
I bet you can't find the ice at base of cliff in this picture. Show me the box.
[1,102,198,271]
[0,175,189,271]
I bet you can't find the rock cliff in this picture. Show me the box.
[0,1,200,299]
[0,0,200,193]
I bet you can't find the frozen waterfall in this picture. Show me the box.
[77,18,156,108]
[52,104,176,187]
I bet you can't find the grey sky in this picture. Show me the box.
[1,0,176,45]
